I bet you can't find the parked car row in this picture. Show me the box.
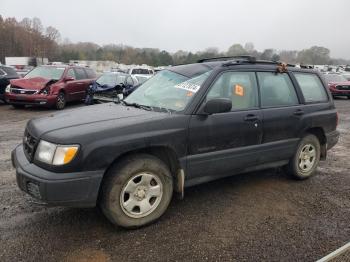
[3,64,152,109]
[3,62,349,112]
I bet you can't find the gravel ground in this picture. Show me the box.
[0,100,349,262]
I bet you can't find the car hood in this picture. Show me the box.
[10,77,57,90]
[27,103,165,140]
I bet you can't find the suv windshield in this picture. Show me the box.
[25,66,65,80]
[96,73,126,86]
[324,74,347,83]
[124,69,212,111]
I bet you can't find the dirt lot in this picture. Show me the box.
[0,100,349,262]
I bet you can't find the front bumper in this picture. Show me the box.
[5,93,57,107]
[326,130,340,150]
[11,145,104,207]
[329,88,350,96]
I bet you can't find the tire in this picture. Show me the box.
[286,134,321,180]
[12,104,25,109]
[55,92,66,110]
[100,154,173,228]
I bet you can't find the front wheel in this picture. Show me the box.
[286,134,321,180]
[55,92,66,110]
[100,154,173,228]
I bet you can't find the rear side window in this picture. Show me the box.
[257,72,299,107]
[294,73,328,103]
[206,71,258,111]
[85,68,96,79]
[74,68,87,80]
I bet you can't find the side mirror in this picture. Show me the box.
[64,76,75,82]
[202,98,232,114]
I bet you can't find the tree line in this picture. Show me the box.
[0,15,349,66]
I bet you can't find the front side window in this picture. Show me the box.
[66,69,76,79]
[24,66,65,80]
[257,72,299,107]
[206,71,258,110]
[125,69,212,111]
[294,73,328,103]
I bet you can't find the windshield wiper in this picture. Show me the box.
[121,101,153,111]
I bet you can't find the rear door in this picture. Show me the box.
[73,68,89,100]
[63,68,80,102]
[257,71,304,163]
[187,71,263,180]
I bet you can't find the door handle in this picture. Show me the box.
[293,109,304,116]
[244,114,259,121]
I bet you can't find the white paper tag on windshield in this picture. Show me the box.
[175,82,201,93]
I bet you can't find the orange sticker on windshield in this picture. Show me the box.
[234,84,244,96]
[186,91,194,97]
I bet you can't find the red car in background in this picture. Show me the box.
[323,73,350,99]
[5,65,96,109]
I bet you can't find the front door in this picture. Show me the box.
[187,71,263,179]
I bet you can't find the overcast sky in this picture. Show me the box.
[1,0,349,58]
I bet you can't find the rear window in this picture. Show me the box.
[294,73,328,103]
[74,68,87,80]
[85,68,96,79]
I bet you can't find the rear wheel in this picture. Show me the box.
[286,134,321,180]
[55,92,66,110]
[100,154,173,228]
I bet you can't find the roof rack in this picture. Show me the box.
[222,59,295,67]
[197,55,257,63]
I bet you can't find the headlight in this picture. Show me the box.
[5,84,11,93]
[35,140,79,165]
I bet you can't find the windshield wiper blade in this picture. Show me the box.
[121,101,153,111]
[153,106,173,114]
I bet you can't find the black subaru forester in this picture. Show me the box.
[12,56,339,228]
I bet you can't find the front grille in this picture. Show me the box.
[11,86,38,95]
[336,85,350,90]
[23,129,38,161]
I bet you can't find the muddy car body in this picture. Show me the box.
[12,57,339,228]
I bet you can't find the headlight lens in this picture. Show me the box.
[5,84,11,93]
[35,140,79,165]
